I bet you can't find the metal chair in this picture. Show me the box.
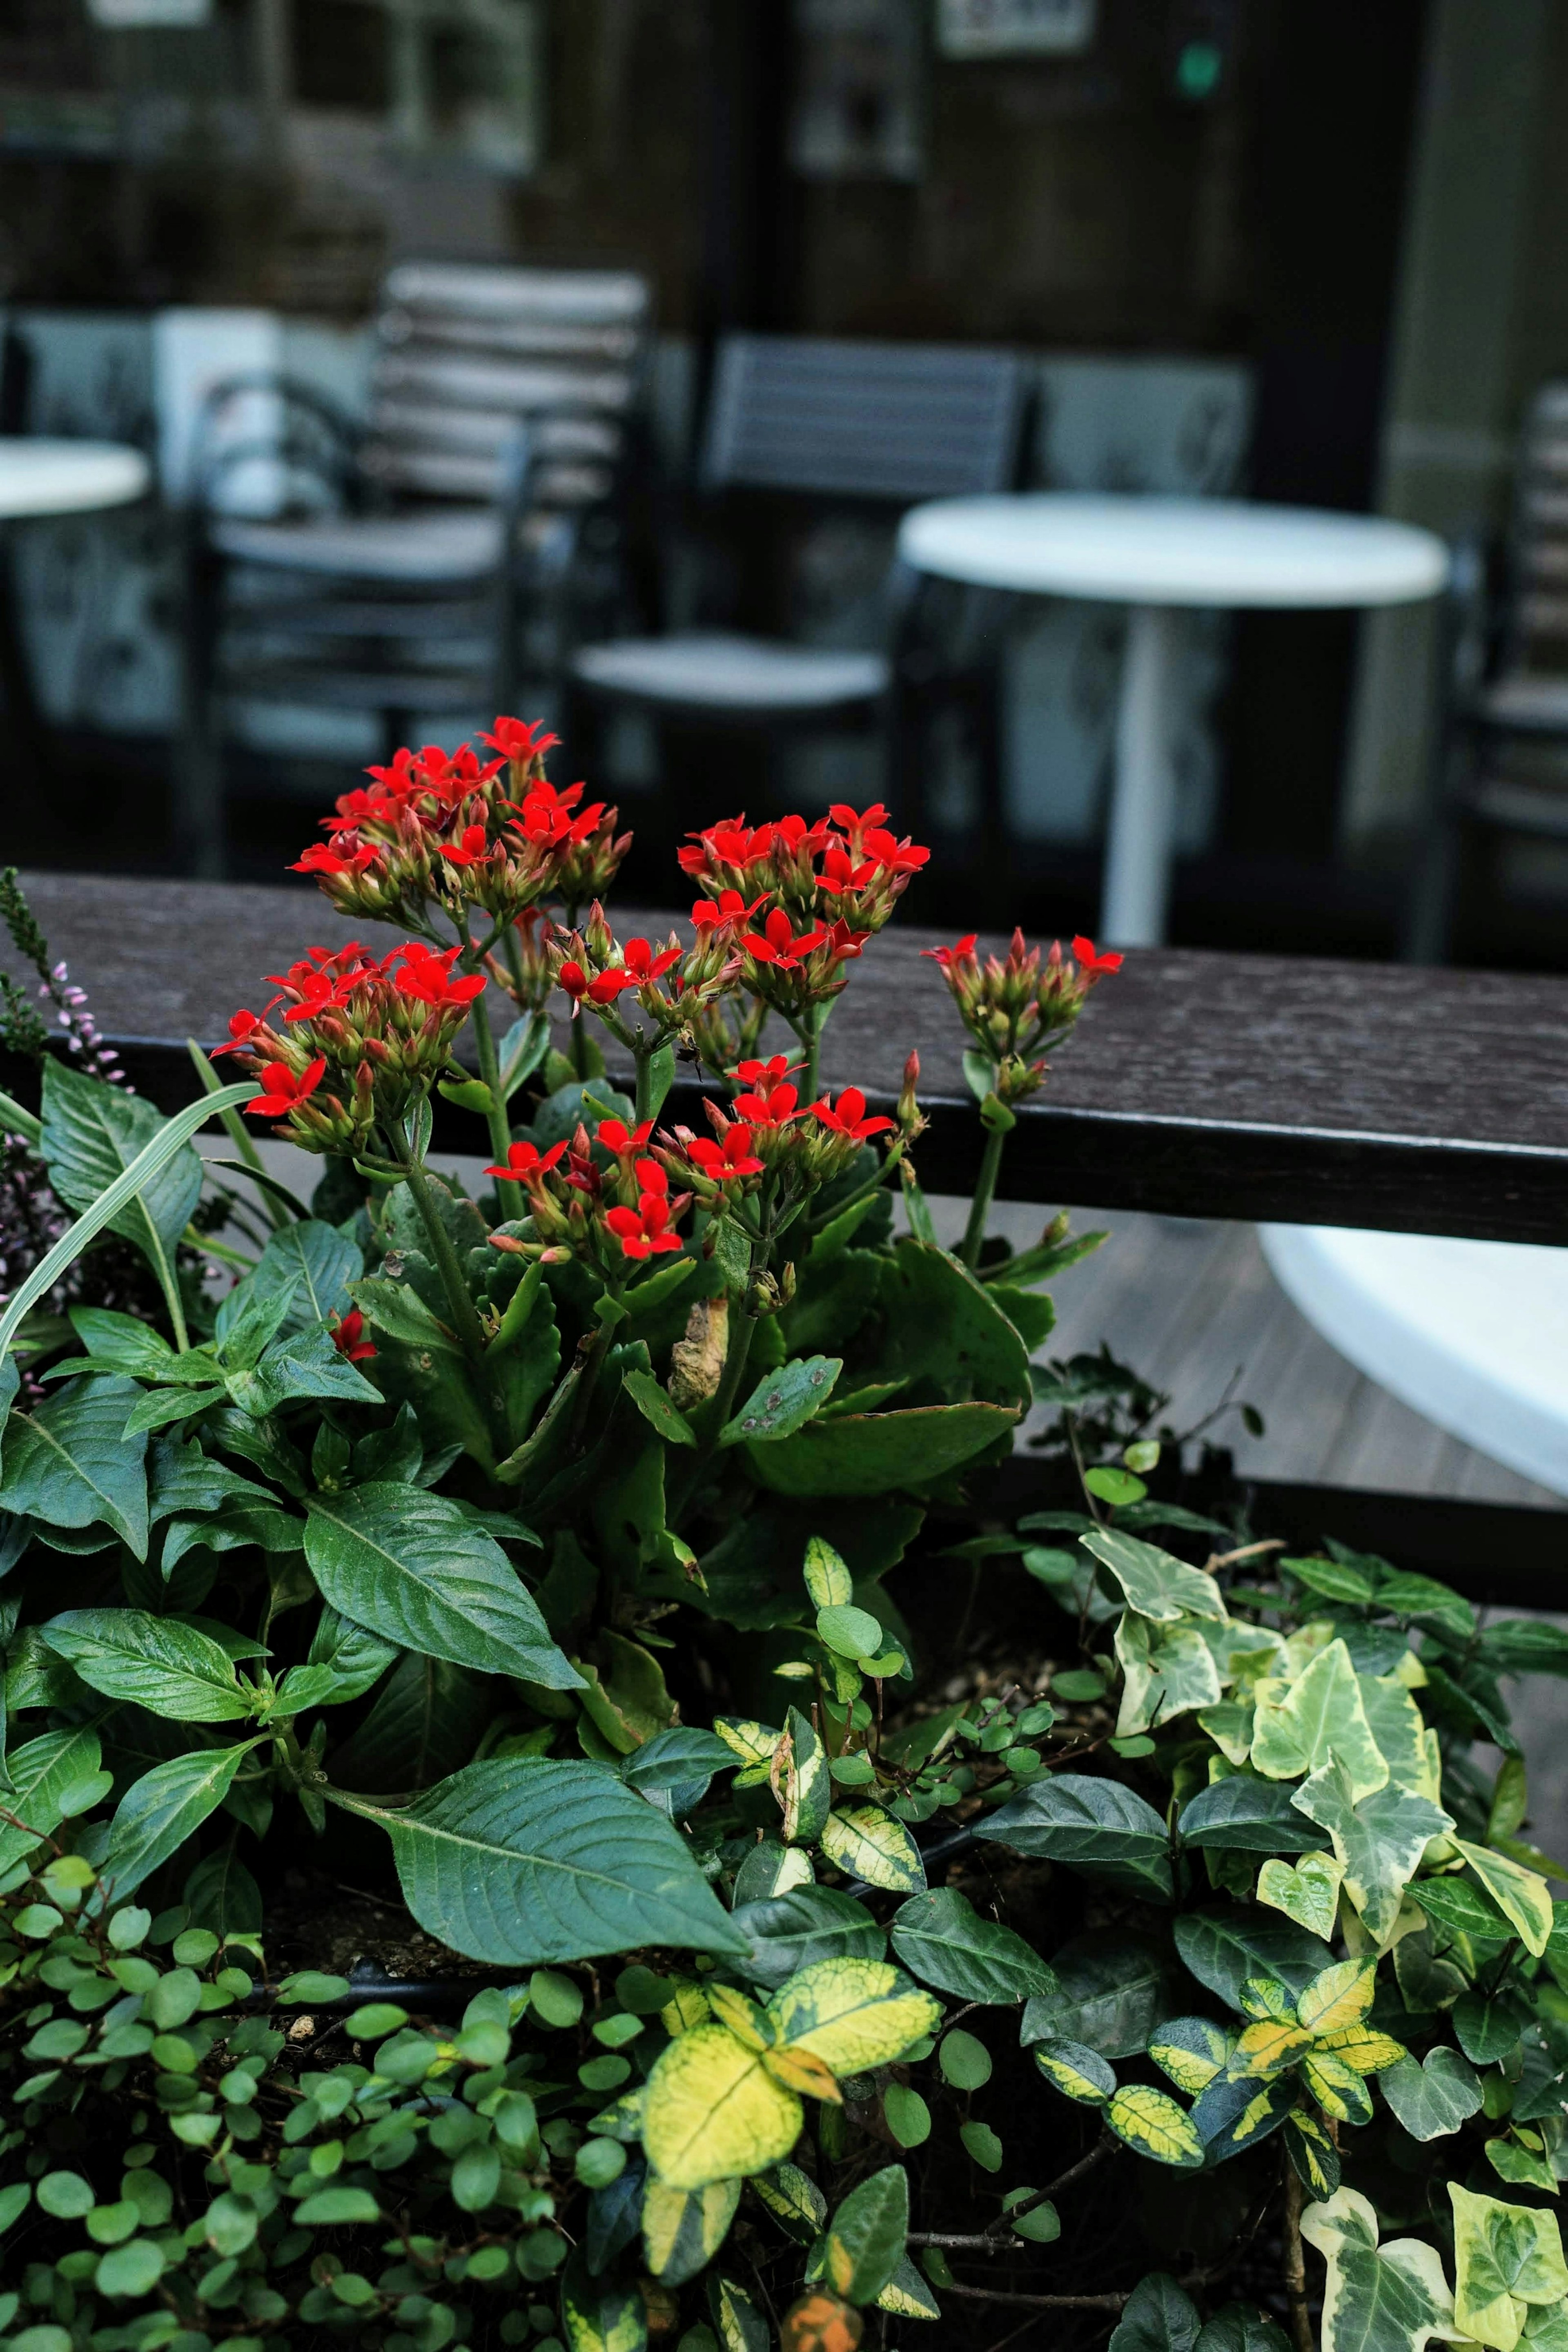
[566,332,1026,839]
[175,262,654,876]
[1405,382,1568,960]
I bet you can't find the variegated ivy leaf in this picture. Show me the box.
[1455,1839,1555,1958]
[1198,1699,1254,1766]
[1147,2015,1236,2095]
[642,2174,742,2287]
[1378,2047,1482,2142]
[1105,2083,1205,2169]
[715,1718,783,1789]
[1115,1612,1223,1737]
[1238,1977,1298,2023]
[1203,1619,1287,1686]
[780,1705,831,1846]
[819,1806,925,1893]
[1250,1640,1389,1801]
[641,2022,802,2190]
[1301,2186,1459,2352]
[751,2161,827,2246]
[765,1957,940,2078]
[1080,1525,1227,1624]
[1486,2136,1559,2198]
[1033,2038,1116,2105]
[1449,2183,1568,2352]
[1256,1852,1345,1941]
[1291,1757,1454,1942]
[1358,1674,1438,1798]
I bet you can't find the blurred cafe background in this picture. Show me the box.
[2,0,1567,967]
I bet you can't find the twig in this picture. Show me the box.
[1205,1536,1287,1574]
[1283,2156,1314,2352]
[941,2285,1129,2312]
[982,2129,1114,2234]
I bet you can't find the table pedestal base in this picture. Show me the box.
[1102,602,1180,950]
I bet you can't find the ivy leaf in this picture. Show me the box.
[1291,1758,1453,1942]
[1179,1777,1323,1855]
[41,1061,202,1302]
[1109,2275,1202,2352]
[731,1888,885,1990]
[820,2165,908,2305]
[1173,1909,1331,2011]
[766,1959,939,2077]
[1115,1614,1222,1735]
[1080,1526,1226,1623]
[1301,2186,1459,2352]
[303,1483,580,1686]
[1450,2184,1568,2351]
[101,1742,265,1897]
[818,1806,925,1893]
[1256,1853,1346,1940]
[1021,1932,1173,2059]
[1454,1991,1528,2068]
[722,1356,842,1446]
[752,2162,828,2247]
[340,1755,748,1969]
[1455,1839,1555,1958]
[1251,1639,1388,1801]
[982,1773,1173,1902]
[1414,1873,1515,1943]
[0,1726,102,1875]
[889,1886,1056,2003]
[38,1609,256,1722]
[0,1376,149,1559]
[641,2022,802,2191]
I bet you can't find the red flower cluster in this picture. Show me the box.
[604,1161,686,1260]
[924,928,1123,1103]
[680,802,928,934]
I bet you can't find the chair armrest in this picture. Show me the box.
[187,371,363,517]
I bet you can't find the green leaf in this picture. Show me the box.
[708,2274,768,2352]
[641,2023,802,2191]
[1148,2016,1236,2095]
[1455,1991,1528,2067]
[0,1376,149,1558]
[982,1773,1173,1902]
[1414,1872,1515,1942]
[766,1958,939,2076]
[1195,2307,1290,2352]
[1456,1839,1555,1957]
[1085,1465,1148,1507]
[1372,2049,1480,2144]
[732,1887,885,1989]
[1021,1932,1172,2060]
[821,2165,908,2305]
[889,1886,1055,2003]
[1080,1525,1226,1624]
[561,2254,651,2352]
[744,1402,1017,1497]
[1486,2139,1561,2198]
[1115,1614,1223,1735]
[815,1602,882,1660]
[216,1219,360,1342]
[819,1806,925,1893]
[1172,1909,1332,2011]
[1178,1777,1322,1855]
[622,1369,696,1447]
[874,1237,1033,1411]
[352,1277,499,1476]
[1109,2273,1202,2352]
[1281,1554,1377,1605]
[1034,2038,1116,2104]
[1256,1852,1346,1940]
[877,2252,942,2317]
[0,1726,102,1874]
[39,1610,254,1721]
[1291,1757,1454,1942]
[803,1537,853,1610]
[101,1743,264,1897]
[642,2174,740,2286]
[1301,2188,1457,2352]
[1251,1639,1389,1801]
[1378,1572,1476,1642]
[1107,2085,1205,2168]
[275,1606,399,1714]
[779,1706,831,1846]
[751,2161,826,2245]
[303,1483,579,1686]
[41,1061,201,1302]
[1450,2184,1568,2351]
[338,1755,748,1967]
[721,1356,842,1447]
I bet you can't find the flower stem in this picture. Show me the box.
[399,1145,490,1363]
[959,1120,1008,1270]
[790,999,833,1103]
[469,996,523,1219]
[633,1048,655,1125]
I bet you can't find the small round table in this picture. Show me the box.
[0,439,151,785]
[897,493,1451,946]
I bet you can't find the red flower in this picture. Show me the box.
[691,890,765,934]
[392,942,486,1010]
[1071,935,1124,982]
[363,747,422,799]
[291,836,379,878]
[484,1139,568,1182]
[604,1162,686,1259]
[731,1054,800,1088]
[438,824,494,869]
[597,1117,654,1157]
[921,934,978,972]
[558,959,635,1008]
[246,1058,327,1117]
[684,1125,765,1180]
[212,1008,263,1057]
[739,908,827,969]
[731,1079,800,1128]
[810,1087,893,1141]
[481,716,561,764]
[619,938,683,986]
[330,1309,376,1362]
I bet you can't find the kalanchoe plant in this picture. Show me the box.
[2,728,1567,2352]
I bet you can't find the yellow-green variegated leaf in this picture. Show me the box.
[1287,2108,1341,2198]
[710,2275,771,2352]
[660,1978,710,2035]
[876,2255,941,2321]
[1148,2015,1235,2094]
[1238,1977,1298,2023]
[782,1706,832,1846]
[716,1717,784,1788]
[1456,1840,1555,1959]
[1450,2184,1568,2352]
[1291,1758,1453,1944]
[1301,2048,1374,2127]
[642,2173,742,2286]
[1258,1852,1345,1940]
[803,1538,854,1611]
[1106,2084,1205,2169]
[1203,2076,1297,2162]
[1315,2026,1407,2078]
[1080,1525,1227,1623]
[1198,1699,1254,1766]
[560,2263,650,2352]
[642,2022,803,2190]
[762,2044,842,2102]
[708,1983,772,2049]
[1229,2017,1314,2080]
[1115,1612,1223,1737]
[588,2086,648,2141]
[1297,1959,1377,2038]
[1033,2038,1116,2105]
[1301,2186,1458,2352]
[767,1957,940,2076]
[1250,1640,1388,1801]
[819,1806,925,1893]
[1358,1674,1432,1796]
[752,2161,828,2245]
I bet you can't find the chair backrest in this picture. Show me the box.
[699,333,1025,504]
[1503,382,1568,671]
[361,261,653,508]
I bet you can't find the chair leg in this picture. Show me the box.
[1403,801,1465,964]
[172,538,227,881]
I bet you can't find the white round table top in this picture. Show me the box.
[0,439,150,521]
[898,494,1450,609]
[1261,1223,1568,1498]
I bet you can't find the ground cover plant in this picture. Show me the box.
[1,728,1568,2352]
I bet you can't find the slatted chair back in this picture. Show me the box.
[699,332,1025,505]
[361,261,653,509]
[1501,381,1568,676]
